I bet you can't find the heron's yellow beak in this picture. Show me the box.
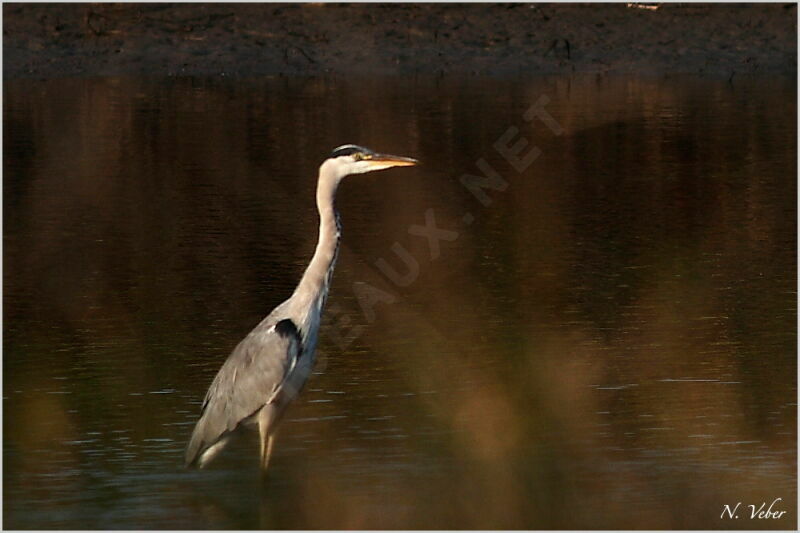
[367,153,419,168]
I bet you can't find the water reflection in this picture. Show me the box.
[4,75,796,529]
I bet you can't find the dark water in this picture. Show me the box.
[3,75,796,529]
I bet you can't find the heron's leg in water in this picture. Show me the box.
[258,407,277,474]
[262,435,275,471]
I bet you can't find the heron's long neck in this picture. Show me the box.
[293,173,341,324]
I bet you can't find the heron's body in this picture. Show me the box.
[185,145,417,472]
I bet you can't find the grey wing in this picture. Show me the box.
[184,318,303,467]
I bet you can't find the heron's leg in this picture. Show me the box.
[258,407,276,476]
[262,434,275,471]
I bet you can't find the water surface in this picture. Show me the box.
[3,75,796,529]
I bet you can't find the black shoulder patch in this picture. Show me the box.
[274,319,305,357]
[274,318,299,339]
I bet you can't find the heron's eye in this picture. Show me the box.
[353,153,363,161]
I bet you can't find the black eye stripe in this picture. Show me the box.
[329,144,374,159]
[330,146,362,158]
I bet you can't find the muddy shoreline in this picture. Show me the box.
[3,3,797,80]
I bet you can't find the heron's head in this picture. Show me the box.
[321,144,418,180]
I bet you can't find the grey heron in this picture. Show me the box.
[185,144,418,473]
